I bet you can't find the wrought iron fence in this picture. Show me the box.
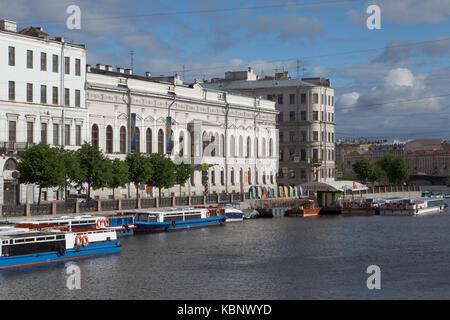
[175,197,189,206]
[121,199,137,210]
[101,200,119,211]
[159,197,173,207]
[141,198,156,208]
[2,205,26,217]
[191,196,204,205]
[30,203,52,215]
[56,202,76,214]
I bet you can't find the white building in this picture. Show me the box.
[0,20,88,204]
[86,65,279,199]
[204,68,336,185]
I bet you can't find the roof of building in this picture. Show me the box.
[203,78,319,91]
[300,180,368,192]
[18,26,49,38]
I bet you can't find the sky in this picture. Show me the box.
[1,0,449,141]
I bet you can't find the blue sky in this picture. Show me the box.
[1,0,449,140]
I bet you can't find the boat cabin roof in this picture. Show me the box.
[119,208,206,215]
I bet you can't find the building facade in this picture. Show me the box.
[86,65,278,199]
[0,20,88,205]
[204,68,336,186]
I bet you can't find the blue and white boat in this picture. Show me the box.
[103,213,135,236]
[0,228,120,271]
[218,203,244,222]
[379,196,446,216]
[124,208,226,233]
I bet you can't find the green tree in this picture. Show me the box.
[107,158,130,201]
[126,152,153,206]
[17,142,66,204]
[174,160,193,196]
[352,159,374,181]
[147,153,175,200]
[58,148,81,197]
[75,142,111,200]
[376,154,409,185]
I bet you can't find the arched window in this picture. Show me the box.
[158,129,164,154]
[231,168,235,185]
[211,134,216,157]
[4,158,17,171]
[106,125,113,153]
[91,124,99,148]
[221,169,225,185]
[202,131,209,156]
[263,171,266,184]
[246,137,251,158]
[239,136,243,157]
[146,128,152,154]
[230,135,235,157]
[248,168,252,185]
[179,131,184,156]
[262,138,266,158]
[220,134,225,157]
[269,138,273,157]
[255,138,259,158]
[120,126,126,154]
[135,127,140,153]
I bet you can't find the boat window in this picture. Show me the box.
[25,238,34,242]
[14,239,25,243]
[45,236,55,240]
[80,221,88,224]
[36,237,46,241]
[56,235,64,240]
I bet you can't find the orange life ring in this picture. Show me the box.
[97,219,103,229]
[206,210,210,218]
[82,235,89,247]
[104,218,110,227]
[216,208,221,216]
[75,235,82,247]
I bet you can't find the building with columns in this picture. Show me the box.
[86,65,279,199]
[204,68,336,186]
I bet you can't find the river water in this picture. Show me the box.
[0,187,449,300]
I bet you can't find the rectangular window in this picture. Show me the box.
[301,131,307,142]
[313,131,318,141]
[289,131,295,142]
[313,149,318,161]
[52,86,58,105]
[40,52,47,71]
[278,112,283,122]
[301,93,306,104]
[289,111,295,121]
[41,123,47,143]
[8,121,16,147]
[27,83,33,102]
[64,57,70,74]
[8,46,15,66]
[279,132,283,143]
[53,124,59,145]
[313,93,318,104]
[76,125,81,146]
[8,81,15,100]
[321,111,324,121]
[267,94,274,101]
[289,94,295,104]
[301,110,306,120]
[313,111,319,121]
[332,96,334,106]
[27,50,33,69]
[52,54,58,73]
[65,124,70,146]
[65,88,70,106]
[277,94,283,105]
[301,149,306,161]
[40,85,47,104]
[75,58,81,76]
[27,122,33,143]
[75,89,80,107]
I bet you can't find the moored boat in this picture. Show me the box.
[104,213,136,236]
[0,228,120,270]
[123,208,226,233]
[379,197,445,216]
[287,200,320,217]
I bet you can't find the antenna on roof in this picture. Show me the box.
[130,50,134,73]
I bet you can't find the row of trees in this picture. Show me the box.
[17,142,193,204]
[352,154,410,185]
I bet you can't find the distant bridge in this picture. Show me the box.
[408,174,449,186]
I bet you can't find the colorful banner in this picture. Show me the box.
[130,113,136,152]
[166,116,172,155]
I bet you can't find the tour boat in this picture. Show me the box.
[8,214,134,236]
[286,200,320,217]
[0,228,120,270]
[195,203,244,222]
[123,208,226,233]
[379,197,446,216]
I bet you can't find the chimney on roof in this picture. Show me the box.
[117,67,125,73]
[0,20,17,32]
[105,65,113,72]
[125,69,132,75]
[96,64,106,70]
[146,72,151,78]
